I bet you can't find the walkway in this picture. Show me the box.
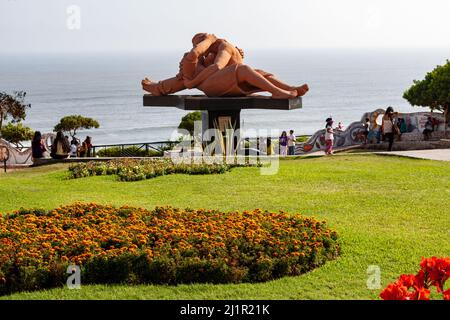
[375,149,450,161]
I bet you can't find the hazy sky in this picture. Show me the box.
[1,0,449,53]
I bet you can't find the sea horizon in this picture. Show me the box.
[1,48,448,146]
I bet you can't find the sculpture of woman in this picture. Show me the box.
[142,33,309,99]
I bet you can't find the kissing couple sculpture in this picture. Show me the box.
[142,33,309,99]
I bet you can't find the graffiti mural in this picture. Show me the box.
[0,133,55,166]
[297,109,447,154]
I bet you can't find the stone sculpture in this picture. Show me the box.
[142,33,309,99]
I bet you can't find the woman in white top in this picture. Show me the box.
[382,106,398,151]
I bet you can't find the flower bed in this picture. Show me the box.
[0,203,339,295]
[68,158,258,181]
[380,257,450,300]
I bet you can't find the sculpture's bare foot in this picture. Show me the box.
[295,84,309,97]
[141,78,161,96]
[271,89,297,99]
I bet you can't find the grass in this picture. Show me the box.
[0,154,449,300]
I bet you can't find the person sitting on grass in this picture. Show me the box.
[50,131,70,159]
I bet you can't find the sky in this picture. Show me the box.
[1,0,450,53]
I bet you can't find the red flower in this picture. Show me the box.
[442,289,450,301]
[411,288,430,301]
[380,257,450,300]
[398,274,417,288]
[380,283,409,300]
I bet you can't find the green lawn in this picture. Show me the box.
[0,154,449,300]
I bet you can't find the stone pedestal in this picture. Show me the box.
[143,94,302,152]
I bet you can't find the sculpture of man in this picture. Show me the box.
[142,33,309,99]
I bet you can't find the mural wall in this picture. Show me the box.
[0,133,55,166]
[297,109,448,154]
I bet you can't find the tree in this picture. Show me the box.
[54,115,100,138]
[0,91,31,131]
[178,111,202,136]
[403,60,450,112]
[0,123,34,148]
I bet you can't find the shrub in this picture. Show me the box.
[0,203,340,295]
[96,146,162,158]
[68,158,258,182]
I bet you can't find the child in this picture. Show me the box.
[279,131,288,156]
[325,118,334,155]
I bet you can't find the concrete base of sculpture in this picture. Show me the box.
[143,94,302,134]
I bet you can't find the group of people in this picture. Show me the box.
[31,131,93,160]
[278,130,297,156]
[363,107,438,151]
[361,107,399,151]
[277,119,341,156]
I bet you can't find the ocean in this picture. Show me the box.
[0,48,448,145]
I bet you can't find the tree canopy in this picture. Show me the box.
[0,123,34,148]
[178,111,202,136]
[403,60,450,112]
[0,91,31,131]
[54,115,100,138]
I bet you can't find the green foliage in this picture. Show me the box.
[0,123,34,147]
[0,91,30,131]
[296,135,310,143]
[0,203,339,295]
[68,158,258,181]
[0,155,449,300]
[96,146,163,158]
[54,115,100,138]
[178,111,202,136]
[403,60,450,111]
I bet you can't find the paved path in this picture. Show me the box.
[375,149,450,162]
[303,148,450,162]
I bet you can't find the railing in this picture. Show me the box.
[89,135,312,158]
[91,141,179,157]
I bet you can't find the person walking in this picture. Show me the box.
[381,107,398,151]
[325,118,334,155]
[287,130,296,155]
[279,131,288,156]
